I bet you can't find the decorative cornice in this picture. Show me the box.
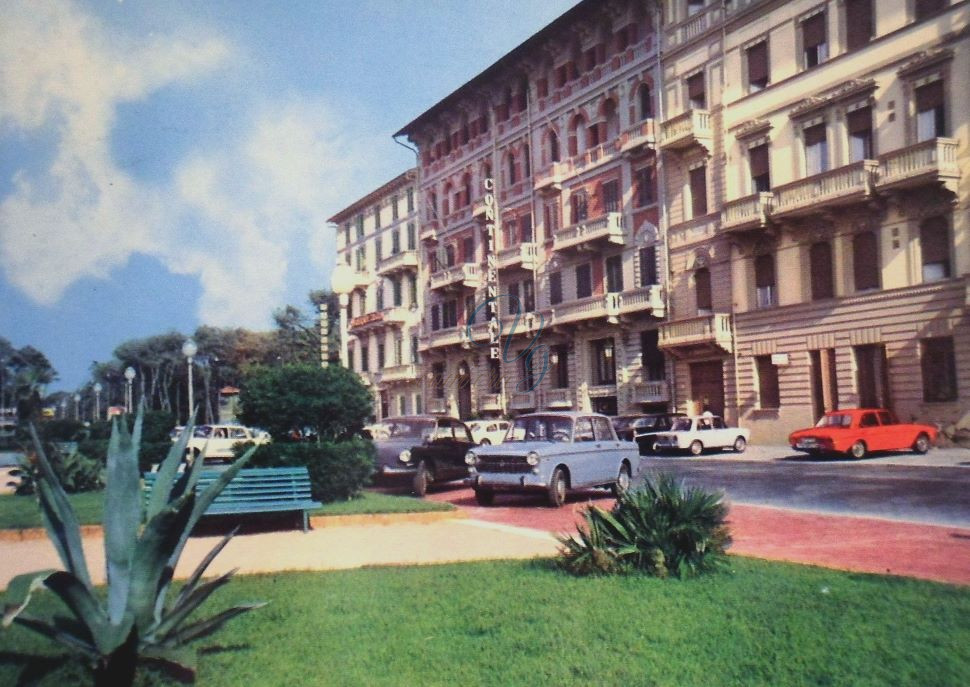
[789,79,877,119]
[730,118,771,140]
[897,48,953,78]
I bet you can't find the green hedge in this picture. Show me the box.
[76,439,173,473]
[237,439,375,503]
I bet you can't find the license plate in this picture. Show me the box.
[796,439,817,449]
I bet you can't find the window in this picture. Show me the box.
[687,0,706,17]
[343,224,350,246]
[519,214,533,242]
[407,188,414,212]
[391,195,399,221]
[689,165,708,217]
[803,123,828,175]
[591,338,616,385]
[746,41,769,92]
[915,0,945,20]
[445,244,455,267]
[411,335,419,364]
[801,12,828,68]
[374,205,381,229]
[605,254,624,293]
[355,246,365,271]
[847,107,873,162]
[810,241,834,300]
[522,279,536,312]
[519,351,535,390]
[432,363,445,399]
[374,236,382,263]
[548,130,560,162]
[754,253,776,308]
[507,282,519,315]
[377,343,385,369]
[347,347,354,372]
[462,237,474,264]
[639,246,658,286]
[695,267,712,312]
[635,165,656,206]
[860,412,879,427]
[571,191,588,223]
[442,300,459,328]
[507,152,517,185]
[576,263,593,299]
[431,304,440,331]
[465,294,476,324]
[922,337,958,402]
[920,217,951,281]
[523,145,531,178]
[592,416,614,441]
[394,337,403,365]
[915,80,945,141]
[392,276,403,307]
[575,417,595,442]
[549,271,563,305]
[552,345,569,388]
[407,222,416,250]
[853,231,880,291]
[641,330,665,381]
[361,345,369,372]
[686,72,706,109]
[637,83,653,120]
[544,199,560,234]
[601,179,620,213]
[407,273,417,305]
[415,393,423,414]
[488,358,502,393]
[756,356,781,408]
[749,143,770,192]
[391,229,401,255]
[355,214,364,240]
[846,0,873,51]
[399,395,406,416]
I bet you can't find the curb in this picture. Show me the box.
[0,508,466,542]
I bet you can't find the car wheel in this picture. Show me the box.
[733,436,747,453]
[547,467,567,508]
[412,461,431,497]
[480,438,491,445]
[689,440,704,456]
[474,488,494,506]
[612,463,631,498]
[849,441,867,459]
[913,433,931,455]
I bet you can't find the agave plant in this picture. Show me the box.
[2,408,265,685]
[558,473,732,578]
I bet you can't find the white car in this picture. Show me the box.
[466,420,510,445]
[173,424,271,460]
[653,416,750,456]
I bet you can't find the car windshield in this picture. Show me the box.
[671,418,692,432]
[815,413,853,428]
[371,419,436,439]
[506,416,573,442]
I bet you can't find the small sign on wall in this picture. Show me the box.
[771,353,790,366]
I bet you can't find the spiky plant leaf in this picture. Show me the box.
[172,528,238,611]
[42,571,130,656]
[12,615,99,659]
[146,412,197,521]
[161,603,267,647]
[104,409,143,625]
[150,569,236,642]
[1,571,56,627]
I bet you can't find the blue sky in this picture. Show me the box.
[0,0,576,391]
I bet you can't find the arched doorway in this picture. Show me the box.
[457,361,472,420]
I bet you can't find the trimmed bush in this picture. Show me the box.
[558,473,731,578]
[83,410,176,443]
[10,446,104,495]
[34,419,86,442]
[238,438,375,502]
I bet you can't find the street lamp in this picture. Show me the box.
[60,398,68,419]
[73,393,81,421]
[330,263,355,367]
[182,338,198,421]
[124,366,136,413]
[93,382,102,421]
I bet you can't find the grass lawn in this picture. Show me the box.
[0,490,451,530]
[2,558,968,686]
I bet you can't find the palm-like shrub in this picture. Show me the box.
[2,408,264,685]
[558,473,731,577]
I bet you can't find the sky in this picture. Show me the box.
[0,0,578,392]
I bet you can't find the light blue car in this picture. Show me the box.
[464,411,638,507]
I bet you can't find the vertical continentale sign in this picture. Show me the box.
[482,178,500,359]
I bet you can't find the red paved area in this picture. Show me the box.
[423,487,970,586]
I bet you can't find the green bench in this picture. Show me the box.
[143,466,320,532]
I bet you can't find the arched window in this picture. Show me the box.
[809,241,834,300]
[548,129,560,163]
[920,216,951,282]
[754,253,776,308]
[523,144,531,178]
[695,267,712,313]
[462,173,472,207]
[853,231,880,291]
[441,183,452,216]
[637,83,653,120]
[569,114,587,156]
[603,99,620,141]
[507,152,517,185]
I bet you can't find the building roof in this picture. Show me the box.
[393,0,595,139]
[327,169,417,225]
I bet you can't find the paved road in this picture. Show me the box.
[636,456,970,527]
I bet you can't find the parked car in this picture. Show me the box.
[465,412,638,508]
[372,415,477,496]
[788,408,937,459]
[609,413,686,449]
[466,420,510,445]
[173,424,271,461]
[653,416,750,456]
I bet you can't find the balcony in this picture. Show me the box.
[424,326,467,350]
[428,398,447,414]
[429,263,481,291]
[479,393,503,412]
[553,212,625,252]
[552,293,620,326]
[616,285,665,317]
[720,192,774,233]
[618,120,657,155]
[381,363,419,384]
[508,391,537,410]
[876,138,959,195]
[496,242,538,271]
[659,109,712,151]
[350,270,371,289]
[380,306,411,326]
[632,379,670,405]
[348,311,385,333]
[534,161,566,192]
[658,313,733,357]
[472,197,491,219]
[772,160,877,219]
[376,250,418,276]
[543,388,573,409]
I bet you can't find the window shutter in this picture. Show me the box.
[846,0,873,50]
[803,123,826,146]
[689,166,708,217]
[695,268,712,311]
[550,271,563,305]
[847,107,872,134]
[801,13,826,48]
[749,144,770,179]
[810,242,834,300]
[687,72,705,102]
[915,80,943,111]
[639,246,657,286]
[746,42,768,85]
[915,0,945,20]
[754,254,775,289]
[921,217,950,266]
[853,232,880,290]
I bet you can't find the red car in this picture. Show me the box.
[788,409,937,459]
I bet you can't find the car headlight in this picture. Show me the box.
[465,450,477,466]
[399,449,411,463]
[526,451,540,466]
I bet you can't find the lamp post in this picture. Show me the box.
[330,263,355,367]
[124,366,136,413]
[93,382,102,421]
[182,338,198,421]
[60,398,68,419]
[73,393,81,421]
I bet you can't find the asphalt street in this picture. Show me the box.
[636,455,970,527]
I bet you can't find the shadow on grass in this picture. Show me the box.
[0,650,78,687]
